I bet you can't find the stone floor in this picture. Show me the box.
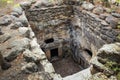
[52,56,81,77]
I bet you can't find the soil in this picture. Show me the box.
[0,0,27,17]
[0,1,29,79]
[52,56,81,77]
[0,54,29,80]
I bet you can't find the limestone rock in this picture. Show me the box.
[82,2,95,11]
[18,27,30,37]
[12,7,23,15]
[90,43,120,76]
[30,38,40,49]
[93,6,104,15]
[10,22,24,29]
[101,21,109,26]
[27,72,53,80]
[33,0,53,8]
[32,48,46,60]
[20,1,32,10]
[40,60,55,73]
[0,33,11,43]
[0,15,12,26]
[111,13,120,18]
[17,13,29,27]
[99,13,109,20]
[10,12,20,17]
[29,28,35,39]
[97,43,120,63]
[4,38,30,61]
[5,48,24,61]
[21,62,38,74]
[89,72,110,80]
[9,38,30,48]
[105,15,118,29]
[23,49,41,63]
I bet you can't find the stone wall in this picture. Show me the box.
[25,4,73,44]
[25,2,73,60]
[25,1,120,68]
[65,2,120,68]
[70,3,120,57]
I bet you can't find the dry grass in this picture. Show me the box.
[0,0,27,16]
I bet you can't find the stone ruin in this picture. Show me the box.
[0,0,120,80]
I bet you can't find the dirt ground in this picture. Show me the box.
[0,0,27,16]
[0,54,29,80]
[52,56,81,77]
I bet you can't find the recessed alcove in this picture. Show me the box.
[50,48,58,58]
[45,38,54,44]
[84,49,93,57]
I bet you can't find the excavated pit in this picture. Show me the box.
[25,4,93,77]
[30,27,92,77]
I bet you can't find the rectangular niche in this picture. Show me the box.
[50,48,58,58]
[45,38,54,44]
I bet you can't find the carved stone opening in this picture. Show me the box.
[50,48,58,58]
[45,38,54,44]
[84,49,92,57]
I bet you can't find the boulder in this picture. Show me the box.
[93,6,104,15]
[40,60,55,73]
[105,15,118,29]
[18,27,30,37]
[21,62,38,74]
[9,38,30,48]
[0,15,12,26]
[27,72,53,80]
[30,38,39,49]
[90,43,120,76]
[5,38,30,61]
[5,48,25,61]
[12,7,23,15]
[23,49,41,63]
[10,12,20,17]
[17,13,29,27]
[20,1,32,10]
[81,2,95,11]
[10,22,24,29]
[111,13,120,18]
[0,33,11,43]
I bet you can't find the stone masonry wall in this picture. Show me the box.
[69,2,120,65]
[25,4,73,44]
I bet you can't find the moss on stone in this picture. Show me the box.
[117,72,120,80]
[117,34,120,40]
[105,61,120,72]
[117,25,120,29]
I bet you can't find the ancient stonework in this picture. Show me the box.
[0,0,120,80]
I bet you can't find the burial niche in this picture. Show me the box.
[45,38,54,44]
[50,48,58,58]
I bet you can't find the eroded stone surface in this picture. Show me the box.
[0,0,120,80]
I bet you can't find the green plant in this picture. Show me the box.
[105,61,120,72]
[117,25,120,29]
[117,34,120,40]
[117,72,120,80]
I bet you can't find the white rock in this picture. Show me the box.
[44,63,55,73]
[30,38,39,49]
[82,1,95,11]
[19,27,29,35]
